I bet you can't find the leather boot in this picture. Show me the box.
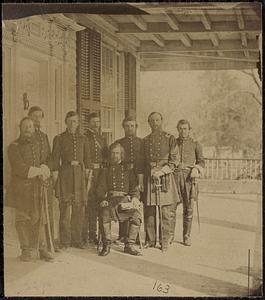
[99,244,111,256]
[125,223,142,256]
[183,211,193,246]
[99,222,111,256]
[19,249,32,262]
[39,249,54,262]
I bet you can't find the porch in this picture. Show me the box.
[4,189,262,296]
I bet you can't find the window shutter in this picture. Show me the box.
[124,53,136,117]
[76,28,101,134]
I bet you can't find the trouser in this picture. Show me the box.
[174,171,194,239]
[15,220,46,257]
[144,204,175,246]
[83,197,99,242]
[47,185,58,247]
[118,221,128,239]
[100,207,141,246]
[169,202,177,242]
[59,202,85,247]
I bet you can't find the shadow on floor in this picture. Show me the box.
[201,193,260,204]
[71,246,249,296]
[192,215,257,233]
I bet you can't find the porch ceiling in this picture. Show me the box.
[97,2,262,71]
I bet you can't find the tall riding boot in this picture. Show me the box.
[183,208,193,246]
[124,223,142,256]
[99,222,111,256]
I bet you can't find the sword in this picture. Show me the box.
[155,182,164,252]
[191,177,200,232]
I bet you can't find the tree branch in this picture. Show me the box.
[241,70,261,93]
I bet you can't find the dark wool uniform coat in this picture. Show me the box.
[96,163,140,222]
[7,136,42,224]
[115,136,144,174]
[174,137,205,170]
[143,130,180,206]
[174,136,205,203]
[52,130,90,204]
[85,128,108,197]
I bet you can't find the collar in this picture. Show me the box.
[66,129,78,136]
[18,135,36,144]
[87,128,98,135]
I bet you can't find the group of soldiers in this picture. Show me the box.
[7,106,204,262]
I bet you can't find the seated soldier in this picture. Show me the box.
[96,142,142,257]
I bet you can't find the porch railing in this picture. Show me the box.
[203,158,262,180]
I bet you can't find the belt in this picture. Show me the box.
[175,167,192,171]
[108,191,127,197]
[62,161,81,166]
[127,163,134,169]
[91,163,103,169]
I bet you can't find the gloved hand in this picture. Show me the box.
[190,167,200,178]
[152,170,164,180]
[131,197,141,210]
[40,164,51,181]
[100,200,109,208]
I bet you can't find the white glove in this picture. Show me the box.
[152,170,164,180]
[131,197,141,210]
[100,200,109,208]
[40,164,51,181]
[190,167,200,178]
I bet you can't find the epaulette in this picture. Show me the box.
[165,132,171,138]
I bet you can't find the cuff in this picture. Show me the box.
[28,167,42,179]
[194,164,204,174]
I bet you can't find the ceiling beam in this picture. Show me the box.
[180,34,192,47]
[164,12,179,30]
[141,60,258,72]
[150,34,165,47]
[200,10,212,30]
[66,14,140,52]
[117,21,260,34]
[235,8,245,29]
[209,33,219,47]
[241,32,249,57]
[90,15,119,32]
[241,32,248,47]
[209,33,225,57]
[129,15,147,31]
[140,52,258,62]
[139,39,259,53]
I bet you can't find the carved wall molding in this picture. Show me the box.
[3,14,85,62]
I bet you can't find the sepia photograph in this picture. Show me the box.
[2,2,263,297]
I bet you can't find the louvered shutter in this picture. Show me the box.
[124,53,136,117]
[76,28,101,134]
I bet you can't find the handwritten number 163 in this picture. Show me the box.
[153,280,170,294]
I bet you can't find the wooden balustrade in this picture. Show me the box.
[203,158,262,180]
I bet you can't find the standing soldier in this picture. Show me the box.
[52,111,90,250]
[143,112,180,252]
[28,106,59,252]
[82,112,108,246]
[174,119,205,246]
[96,142,142,256]
[115,116,144,242]
[7,117,54,262]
